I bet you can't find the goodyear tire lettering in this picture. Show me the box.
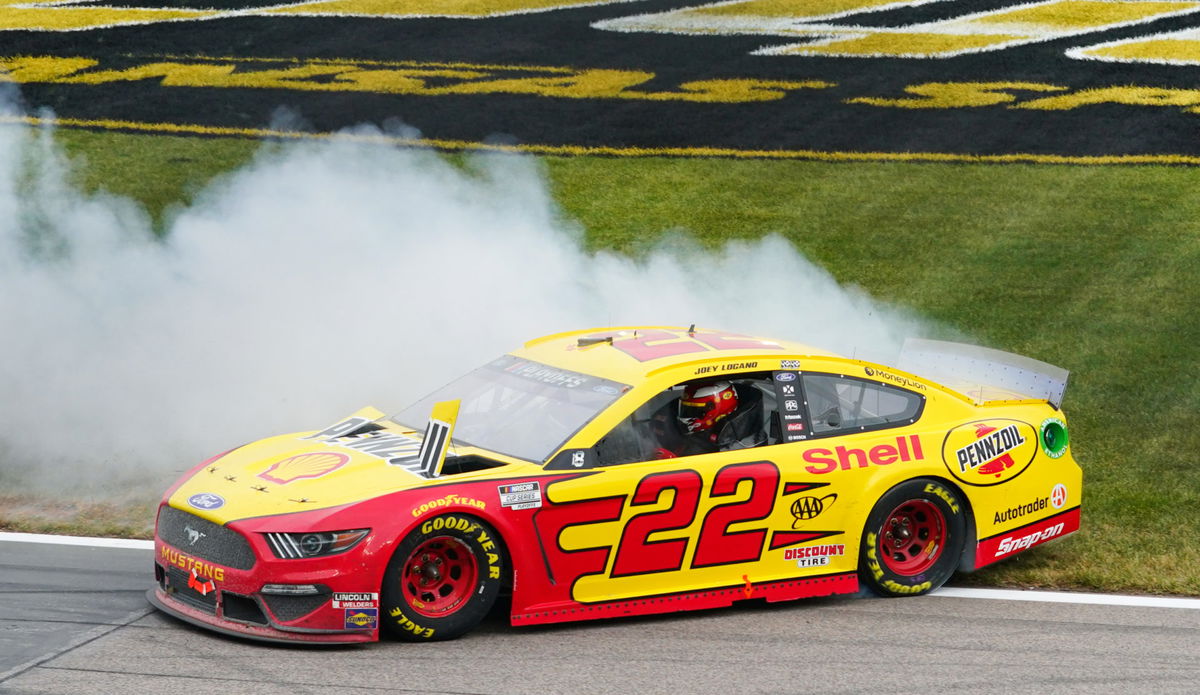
[383,514,505,641]
[865,532,884,580]
[922,482,960,514]
[859,479,965,598]
[420,515,476,535]
[388,607,436,639]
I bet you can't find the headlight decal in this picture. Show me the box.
[264,530,369,559]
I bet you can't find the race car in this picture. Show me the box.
[148,326,1081,644]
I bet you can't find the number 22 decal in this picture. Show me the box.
[609,461,780,577]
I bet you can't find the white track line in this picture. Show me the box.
[3,532,1196,610]
[931,586,1200,610]
[0,531,152,550]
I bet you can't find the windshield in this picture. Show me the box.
[391,355,630,463]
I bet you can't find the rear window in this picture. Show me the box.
[802,374,924,436]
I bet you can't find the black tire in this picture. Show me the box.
[381,514,505,641]
[860,478,966,597]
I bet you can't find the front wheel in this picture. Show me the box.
[381,514,505,641]
[860,478,966,597]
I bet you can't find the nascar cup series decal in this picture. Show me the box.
[498,482,542,510]
[941,419,1038,486]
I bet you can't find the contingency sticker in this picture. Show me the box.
[332,592,379,609]
[498,481,542,510]
[344,608,378,629]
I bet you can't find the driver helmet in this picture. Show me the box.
[678,381,738,434]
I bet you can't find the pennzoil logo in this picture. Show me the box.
[941,419,1038,486]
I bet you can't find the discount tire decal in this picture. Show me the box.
[4,0,1200,160]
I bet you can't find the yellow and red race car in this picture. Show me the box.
[149,326,1080,644]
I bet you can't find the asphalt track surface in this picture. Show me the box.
[2,538,1198,694]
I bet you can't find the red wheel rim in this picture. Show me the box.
[402,536,478,618]
[878,499,946,576]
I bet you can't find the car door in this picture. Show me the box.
[534,371,832,605]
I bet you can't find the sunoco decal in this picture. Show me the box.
[941,420,1038,486]
[344,608,378,629]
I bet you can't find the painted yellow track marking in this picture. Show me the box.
[6,113,1200,165]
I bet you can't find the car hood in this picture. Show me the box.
[166,412,525,524]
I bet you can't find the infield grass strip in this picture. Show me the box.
[20,129,1200,596]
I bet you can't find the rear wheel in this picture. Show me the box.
[381,514,505,641]
[860,479,965,597]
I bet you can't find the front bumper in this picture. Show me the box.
[150,505,382,644]
[147,586,372,645]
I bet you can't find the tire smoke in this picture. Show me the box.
[0,97,933,495]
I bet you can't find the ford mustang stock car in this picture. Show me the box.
[149,326,1081,644]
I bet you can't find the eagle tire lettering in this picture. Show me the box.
[859,478,965,598]
[381,514,505,641]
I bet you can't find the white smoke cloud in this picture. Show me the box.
[0,94,939,495]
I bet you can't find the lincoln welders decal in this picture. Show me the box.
[5,0,1200,159]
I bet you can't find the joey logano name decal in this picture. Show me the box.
[3,0,1200,160]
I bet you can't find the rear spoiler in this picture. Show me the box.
[896,339,1069,409]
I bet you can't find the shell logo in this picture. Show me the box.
[258,452,350,485]
[940,419,1038,487]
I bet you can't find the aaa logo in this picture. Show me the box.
[790,493,837,528]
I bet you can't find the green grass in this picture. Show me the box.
[22,128,1200,596]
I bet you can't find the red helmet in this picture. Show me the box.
[678,382,738,434]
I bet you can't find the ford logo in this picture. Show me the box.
[188,493,225,510]
[774,372,797,381]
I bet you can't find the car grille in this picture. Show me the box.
[157,505,257,570]
[165,566,218,614]
[222,593,270,626]
[263,592,330,622]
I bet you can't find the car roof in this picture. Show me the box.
[510,326,839,384]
